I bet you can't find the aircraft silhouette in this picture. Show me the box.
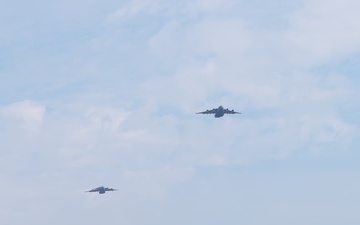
[196,105,240,118]
[86,186,118,194]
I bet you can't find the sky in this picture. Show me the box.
[1,0,360,224]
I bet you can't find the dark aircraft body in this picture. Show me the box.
[196,105,240,118]
[86,186,118,194]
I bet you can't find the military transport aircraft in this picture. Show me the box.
[196,105,241,118]
[86,186,118,194]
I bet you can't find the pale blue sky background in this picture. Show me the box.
[1,0,360,224]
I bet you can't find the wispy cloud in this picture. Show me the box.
[0,100,46,130]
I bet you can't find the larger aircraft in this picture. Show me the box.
[86,186,118,194]
[196,105,241,118]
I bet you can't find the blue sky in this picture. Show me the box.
[1,0,360,224]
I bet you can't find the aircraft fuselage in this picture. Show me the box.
[215,106,225,118]
[99,186,106,194]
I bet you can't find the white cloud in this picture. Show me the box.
[299,115,356,145]
[191,0,236,13]
[84,106,130,131]
[106,0,169,23]
[106,0,237,24]
[187,19,253,59]
[0,100,46,130]
[285,0,360,67]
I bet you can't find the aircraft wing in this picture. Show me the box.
[224,109,241,114]
[196,108,217,114]
[86,188,99,192]
[105,188,118,191]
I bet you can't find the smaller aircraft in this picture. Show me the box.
[196,105,241,118]
[86,186,118,194]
